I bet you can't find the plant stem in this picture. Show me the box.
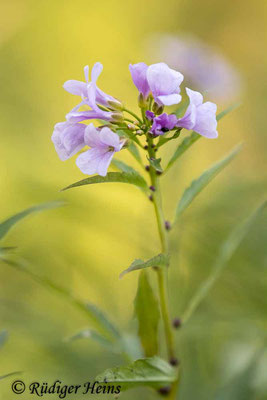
[123,107,143,124]
[147,138,175,361]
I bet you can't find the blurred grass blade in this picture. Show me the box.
[85,303,121,340]
[66,329,116,352]
[173,144,242,223]
[134,271,160,357]
[216,102,241,121]
[182,200,267,325]
[120,254,169,279]
[96,356,178,391]
[62,172,149,194]
[0,201,65,241]
[165,103,240,173]
[111,159,139,174]
[0,371,21,381]
[0,330,8,348]
[1,257,121,341]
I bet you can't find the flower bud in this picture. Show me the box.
[111,113,124,123]
[152,102,164,115]
[127,123,136,131]
[107,99,123,111]
[138,93,148,108]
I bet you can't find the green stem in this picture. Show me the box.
[123,107,143,124]
[147,138,175,361]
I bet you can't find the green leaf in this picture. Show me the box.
[134,271,160,357]
[120,254,169,279]
[165,103,240,173]
[111,159,138,174]
[128,142,143,166]
[1,258,121,342]
[157,129,181,148]
[174,144,242,222]
[62,172,149,194]
[0,201,65,241]
[147,157,163,173]
[182,200,267,325]
[0,247,16,258]
[66,329,117,352]
[0,330,8,348]
[166,131,200,172]
[96,356,178,391]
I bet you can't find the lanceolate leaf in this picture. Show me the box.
[0,201,65,241]
[96,356,178,391]
[174,144,242,223]
[134,271,160,357]
[128,142,143,166]
[182,200,267,325]
[62,172,149,194]
[1,258,121,342]
[165,103,240,173]
[147,157,163,173]
[111,159,139,174]
[120,254,169,279]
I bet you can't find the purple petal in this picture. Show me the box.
[84,124,103,148]
[147,63,184,103]
[76,147,114,176]
[157,93,182,106]
[63,80,87,97]
[194,101,218,138]
[185,87,203,106]
[129,62,150,98]
[99,127,121,150]
[176,103,196,130]
[51,122,85,161]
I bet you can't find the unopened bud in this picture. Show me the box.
[127,123,136,131]
[138,93,148,108]
[136,130,143,135]
[107,99,123,111]
[152,102,164,115]
[111,113,124,123]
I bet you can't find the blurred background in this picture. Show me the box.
[0,0,266,398]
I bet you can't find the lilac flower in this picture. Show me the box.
[176,88,218,138]
[129,63,150,99]
[51,122,86,161]
[76,124,124,176]
[151,113,178,136]
[64,63,122,124]
[129,62,184,106]
[147,63,183,106]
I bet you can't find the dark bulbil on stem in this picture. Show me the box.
[165,220,171,231]
[173,318,182,329]
[158,386,171,396]
[150,185,156,192]
[169,357,180,367]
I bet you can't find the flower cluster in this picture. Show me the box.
[52,62,218,176]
